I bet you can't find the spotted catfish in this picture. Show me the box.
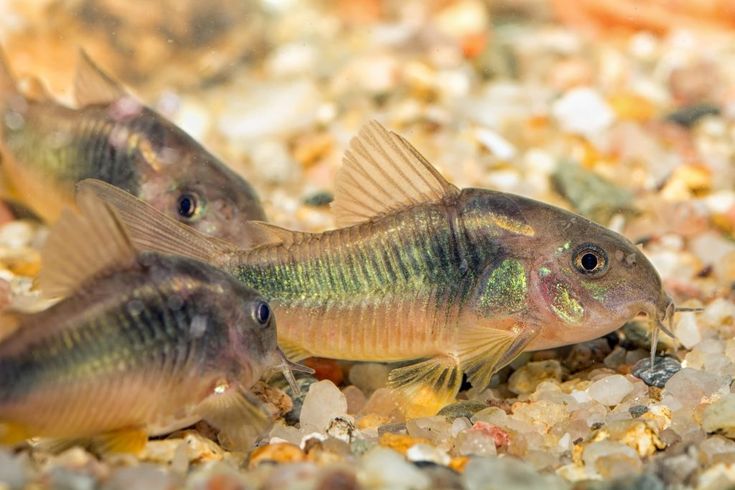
[0,189,301,453]
[0,47,265,245]
[86,121,676,416]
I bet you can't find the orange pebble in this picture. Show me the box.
[305,357,345,386]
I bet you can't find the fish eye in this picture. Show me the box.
[176,192,200,220]
[572,244,608,277]
[253,301,271,327]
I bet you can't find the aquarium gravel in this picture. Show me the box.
[1,0,735,489]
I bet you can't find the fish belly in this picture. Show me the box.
[276,298,457,362]
[0,370,211,438]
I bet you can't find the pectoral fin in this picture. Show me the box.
[198,384,272,451]
[387,355,462,417]
[35,426,148,455]
[278,338,313,363]
[0,421,32,445]
[459,323,539,391]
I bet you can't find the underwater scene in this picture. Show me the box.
[0,0,733,488]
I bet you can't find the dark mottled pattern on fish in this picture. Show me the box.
[3,104,143,194]
[0,267,228,403]
[0,47,266,246]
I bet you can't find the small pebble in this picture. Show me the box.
[304,191,334,207]
[587,375,634,406]
[249,443,305,467]
[552,87,615,137]
[665,103,721,128]
[632,357,681,388]
[702,393,735,437]
[629,405,649,418]
[508,360,562,395]
[348,363,390,394]
[406,444,451,466]
[359,447,431,490]
[300,380,349,432]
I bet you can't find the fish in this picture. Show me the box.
[85,121,678,417]
[0,187,300,454]
[0,47,266,246]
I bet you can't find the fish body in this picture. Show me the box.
[89,121,673,415]
[0,190,280,451]
[0,48,265,246]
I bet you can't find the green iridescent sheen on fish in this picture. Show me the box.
[550,283,585,324]
[477,259,527,315]
[0,190,295,453]
[88,121,675,417]
[0,47,264,246]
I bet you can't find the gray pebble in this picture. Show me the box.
[632,357,681,388]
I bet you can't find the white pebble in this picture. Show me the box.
[474,127,517,160]
[406,444,451,466]
[360,447,430,490]
[587,375,633,406]
[0,222,34,249]
[675,312,701,349]
[299,380,348,433]
[552,87,615,137]
[218,80,321,141]
[249,140,300,184]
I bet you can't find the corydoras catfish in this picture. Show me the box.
[0,189,299,453]
[86,121,678,416]
[0,48,265,245]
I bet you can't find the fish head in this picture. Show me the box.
[459,189,671,349]
[225,292,280,381]
[517,200,671,348]
[135,111,266,246]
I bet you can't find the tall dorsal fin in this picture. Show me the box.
[332,121,460,227]
[38,186,137,299]
[78,179,238,264]
[73,49,127,107]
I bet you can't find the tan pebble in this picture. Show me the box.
[3,250,41,277]
[248,442,305,468]
[343,385,367,414]
[449,456,470,473]
[595,453,642,479]
[507,360,562,395]
[608,93,657,122]
[356,413,391,430]
[293,132,334,168]
[251,381,293,418]
[377,432,430,455]
[618,421,665,457]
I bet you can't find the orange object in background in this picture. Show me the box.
[551,0,735,35]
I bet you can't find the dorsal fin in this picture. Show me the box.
[77,179,254,264]
[38,186,137,299]
[333,121,460,227]
[73,49,127,107]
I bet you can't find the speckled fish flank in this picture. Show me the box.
[0,189,291,453]
[87,121,674,417]
[0,47,265,246]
